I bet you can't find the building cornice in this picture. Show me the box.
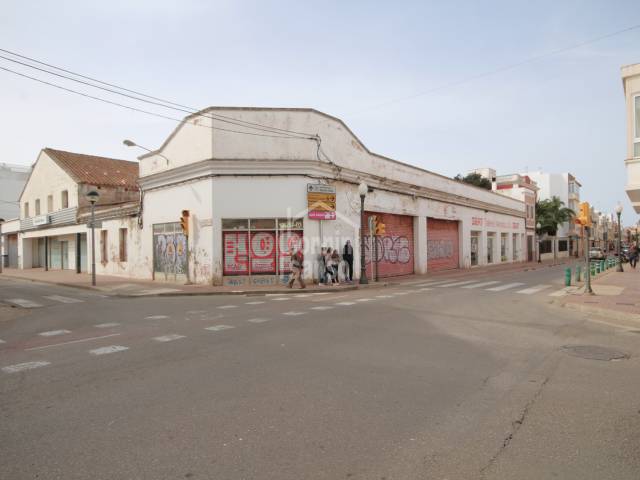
[138,158,525,218]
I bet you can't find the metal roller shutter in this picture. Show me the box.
[427,218,460,272]
[363,212,414,279]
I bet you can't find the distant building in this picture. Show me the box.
[522,171,582,259]
[0,163,30,220]
[622,63,640,213]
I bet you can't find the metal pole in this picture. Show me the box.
[91,202,96,286]
[585,226,593,294]
[537,233,541,263]
[359,194,368,284]
[0,221,3,273]
[616,211,623,272]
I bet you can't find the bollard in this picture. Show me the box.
[575,265,582,282]
[564,267,571,286]
[591,264,596,276]
[601,259,605,272]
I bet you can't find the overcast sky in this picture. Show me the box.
[1,0,639,222]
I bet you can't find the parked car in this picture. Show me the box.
[589,247,605,260]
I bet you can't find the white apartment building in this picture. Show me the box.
[622,63,640,213]
[0,163,30,221]
[522,171,582,259]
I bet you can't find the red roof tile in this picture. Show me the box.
[44,148,139,189]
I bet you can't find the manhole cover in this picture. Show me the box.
[562,345,629,361]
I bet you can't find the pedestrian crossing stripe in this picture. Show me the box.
[437,280,478,288]
[516,285,551,294]
[461,281,500,289]
[43,295,83,304]
[6,298,42,308]
[486,282,525,292]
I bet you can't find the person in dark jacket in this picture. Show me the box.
[343,240,354,282]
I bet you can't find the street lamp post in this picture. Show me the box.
[536,222,542,263]
[358,181,368,285]
[615,203,623,272]
[0,218,4,274]
[123,139,169,164]
[86,190,100,286]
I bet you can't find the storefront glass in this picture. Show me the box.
[487,233,495,264]
[470,231,479,266]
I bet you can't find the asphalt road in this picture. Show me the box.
[1,264,639,479]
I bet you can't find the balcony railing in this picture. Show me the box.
[20,207,78,231]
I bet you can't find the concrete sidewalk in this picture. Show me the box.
[557,265,640,323]
[0,258,575,297]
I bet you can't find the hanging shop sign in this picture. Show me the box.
[307,184,336,220]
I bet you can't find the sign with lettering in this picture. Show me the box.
[33,215,50,226]
[307,183,336,220]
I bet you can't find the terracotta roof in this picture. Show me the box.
[44,148,139,189]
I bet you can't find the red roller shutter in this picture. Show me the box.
[363,212,414,278]
[427,218,460,272]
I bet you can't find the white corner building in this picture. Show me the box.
[622,63,640,213]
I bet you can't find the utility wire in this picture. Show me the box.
[0,47,314,138]
[0,65,314,140]
[351,22,640,115]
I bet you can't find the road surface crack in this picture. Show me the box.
[479,376,549,478]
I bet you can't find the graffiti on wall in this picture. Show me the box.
[153,233,188,276]
[364,235,411,264]
[427,239,454,260]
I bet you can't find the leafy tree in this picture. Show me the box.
[454,173,492,190]
[535,196,575,236]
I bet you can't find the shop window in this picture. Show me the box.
[222,218,303,276]
[100,230,108,264]
[487,233,495,264]
[61,190,69,209]
[119,228,128,262]
[500,233,508,261]
[540,240,553,254]
[24,202,29,218]
[558,240,568,252]
[47,195,53,213]
[35,199,41,216]
[470,231,480,266]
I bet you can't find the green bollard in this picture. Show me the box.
[564,267,571,286]
[591,264,596,276]
[601,260,605,272]
[575,265,581,282]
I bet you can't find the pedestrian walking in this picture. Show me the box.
[287,248,306,289]
[324,247,334,284]
[630,245,638,269]
[319,247,327,285]
[343,240,354,282]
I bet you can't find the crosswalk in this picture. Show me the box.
[4,295,87,308]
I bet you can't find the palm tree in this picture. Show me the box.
[535,196,575,259]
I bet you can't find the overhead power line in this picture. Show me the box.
[0,65,315,140]
[0,47,316,139]
[351,22,640,115]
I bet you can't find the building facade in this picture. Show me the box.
[1,148,141,275]
[137,107,527,286]
[522,171,582,259]
[622,63,640,213]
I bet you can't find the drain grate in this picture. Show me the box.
[562,345,629,361]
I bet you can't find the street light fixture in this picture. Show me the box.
[86,190,100,286]
[358,181,369,285]
[123,139,169,164]
[536,221,542,263]
[615,202,623,272]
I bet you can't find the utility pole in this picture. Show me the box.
[585,226,593,294]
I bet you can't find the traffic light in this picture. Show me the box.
[578,202,591,227]
[180,210,190,235]
[374,218,386,236]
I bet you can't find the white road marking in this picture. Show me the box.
[392,291,410,296]
[295,294,313,298]
[2,361,51,373]
[245,301,265,305]
[0,339,5,344]
[283,311,306,316]
[25,333,121,351]
[248,318,270,323]
[310,306,334,310]
[335,301,356,306]
[418,287,433,291]
[549,288,569,297]
[89,345,129,356]
[6,298,43,308]
[43,295,83,304]
[145,315,169,319]
[217,305,238,309]
[437,280,478,287]
[94,322,120,328]
[205,325,235,331]
[38,329,71,337]
[415,281,455,287]
[271,297,291,301]
[153,334,186,342]
[462,281,500,289]
[516,284,552,295]
[186,310,207,314]
[486,282,525,292]
[375,295,393,298]
[356,298,373,302]
[266,293,286,297]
